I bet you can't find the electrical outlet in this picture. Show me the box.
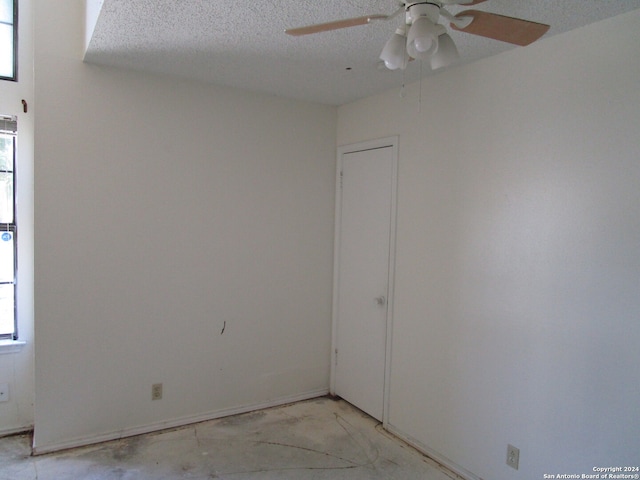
[507,444,520,470]
[151,383,163,401]
[0,383,9,403]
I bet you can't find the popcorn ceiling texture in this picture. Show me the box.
[85,0,640,105]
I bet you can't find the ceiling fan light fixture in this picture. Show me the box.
[284,1,551,82]
[430,32,459,69]
[380,27,408,70]
[406,16,444,60]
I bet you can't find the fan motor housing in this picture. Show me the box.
[406,2,441,24]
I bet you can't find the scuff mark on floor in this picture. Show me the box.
[254,440,362,467]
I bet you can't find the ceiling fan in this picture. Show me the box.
[285,1,550,71]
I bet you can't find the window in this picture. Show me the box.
[0,116,16,339]
[0,0,17,81]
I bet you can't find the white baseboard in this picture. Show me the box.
[384,423,482,480]
[0,424,33,438]
[33,388,329,455]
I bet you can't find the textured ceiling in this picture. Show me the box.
[85,0,640,105]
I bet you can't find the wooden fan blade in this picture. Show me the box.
[440,0,487,5]
[451,10,550,46]
[286,14,387,36]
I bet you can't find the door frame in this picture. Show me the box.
[330,136,399,426]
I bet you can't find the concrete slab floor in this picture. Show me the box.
[0,397,463,480]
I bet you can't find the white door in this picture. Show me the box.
[333,139,397,422]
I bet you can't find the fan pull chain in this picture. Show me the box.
[400,66,407,98]
[419,59,424,113]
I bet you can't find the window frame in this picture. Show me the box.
[0,0,18,82]
[0,118,17,340]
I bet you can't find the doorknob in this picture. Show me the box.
[375,296,386,306]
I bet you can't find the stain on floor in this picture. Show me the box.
[0,397,463,480]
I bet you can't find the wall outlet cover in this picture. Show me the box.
[151,383,163,401]
[507,444,520,470]
[0,383,9,403]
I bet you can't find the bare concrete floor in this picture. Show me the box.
[0,397,461,480]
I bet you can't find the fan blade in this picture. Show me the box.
[286,14,388,36]
[440,0,487,5]
[451,10,550,46]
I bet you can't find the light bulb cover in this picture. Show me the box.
[380,30,408,70]
[430,33,459,70]
[406,17,445,60]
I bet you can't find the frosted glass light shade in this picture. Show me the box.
[430,33,459,70]
[407,17,440,60]
[380,31,408,70]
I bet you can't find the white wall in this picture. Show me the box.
[84,0,103,51]
[33,1,336,452]
[338,10,640,480]
[0,0,34,436]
